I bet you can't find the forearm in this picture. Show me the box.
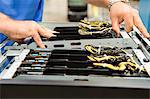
[0,13,13,34]
[86,0,109,8]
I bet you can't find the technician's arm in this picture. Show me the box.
[0,13,55,48]
[86,0,150,38]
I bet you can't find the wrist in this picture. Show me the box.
[108,0,129,10]
[0,14,14,35]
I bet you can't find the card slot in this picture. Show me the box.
[51,50,88,54]
[48,37,64,41]
[56,35,81,39]
[22,61,47,65]
[49,36,80,40]
[49,56,87,61]
[25,56,49,60]
[48,34,114,41]
[17,67,44,74]
[21,64,46,67]
[43,68,110,76]
[50,54,88,59]
[47,60,91,68]
[51,53,88,56]
[55,32,114,38]
[54,27,79,32]
[57,31,79,35]
[56,35,102,38]
[48,51,89,62]
[43,68,148,77]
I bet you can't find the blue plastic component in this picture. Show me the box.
[0,56,14,73]
[0,33,7,44]
[139,0,150,33]
[0,40,14,54]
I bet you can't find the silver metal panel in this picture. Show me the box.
[28,38,138,50]
[1,75,150,89]
[133,49,150,76]
[2,49,30,79]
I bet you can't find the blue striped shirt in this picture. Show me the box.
[139,0,150,33]
[0,0,44,43]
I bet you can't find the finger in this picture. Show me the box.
[124,15,134,33]
[49,30,60,34]
[41,26,60,33]
[38,26,56,38]
[133,12,150,38]
[111,17,120,37]
[24,37,32,42]
[32,32,45,48]
[44,28,57,37]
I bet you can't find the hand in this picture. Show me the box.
[110,2,150,38]
[3,20,56,48]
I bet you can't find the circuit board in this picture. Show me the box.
[14,45,148,78]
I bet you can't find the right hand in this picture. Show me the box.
[110,2,150,38]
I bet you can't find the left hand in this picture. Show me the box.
[3,20,56,48]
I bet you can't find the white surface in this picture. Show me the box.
[43,0,139,22]
[2,49,30,79]
[133,49,150,76]
[43,0,68,22]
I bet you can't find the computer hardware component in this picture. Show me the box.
[10,44,147,78]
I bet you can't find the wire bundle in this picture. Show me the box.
[85,45,146,75]
[78,20,114,37]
